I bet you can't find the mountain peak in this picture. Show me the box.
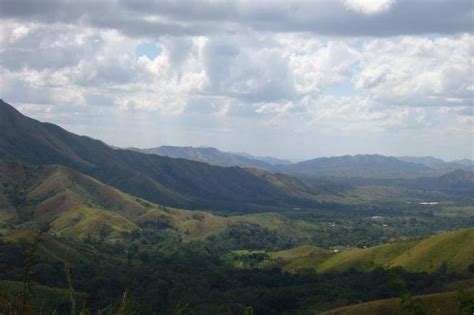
[0,99,20,115]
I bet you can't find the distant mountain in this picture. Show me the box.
[396,156,448,168]
[397,156,471,171]
[404,169,474,198]
[0,100,325,212]
[273,154,432,179]
[342,169,474,199]
[131,145,274,169]
[229,151,293,166]
[451,159,474,170]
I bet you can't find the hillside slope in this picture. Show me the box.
[0,160,151,224]
[0,160,321,244]
[268,228,474,275]
[132,145,274,169]
[0,100,326,212]
[320,288,474,315]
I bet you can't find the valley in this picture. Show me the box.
[1,1,473,313]
[0,100,473,314]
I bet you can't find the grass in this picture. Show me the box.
[27,166,151,219]
[265,228,474,275]
[391,228,474,274]
[49,206,139,241]
[316,241,417,273]
[134,207,319,243]
[340,185,414,204]
[267,245,335,272]
[3,229,88,264]
[319,288,474,315]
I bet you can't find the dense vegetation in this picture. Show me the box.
[0,229,472,314]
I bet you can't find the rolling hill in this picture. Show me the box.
[0,99,328,212]
[320,288,474,315]
[0,160,151,225]
[0,160,321,244]
[267,228,474,275]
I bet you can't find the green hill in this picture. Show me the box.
[2,229,88,264]
[391,228,474,273]
[0,160,152,225]
[320,288,474,315]
[268,228,474,275]
[49,206,139,241]
[0,100,329,213]
[0,160,321,245]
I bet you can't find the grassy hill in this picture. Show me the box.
[320,288,474,315]
[267,228,474,275]
[2,229,88,264]
[0,160,152,225]
[390,228,474,273]
[0,100,329,213]
[0,160,322,246]
[49,206,139,241]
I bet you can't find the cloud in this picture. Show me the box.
[356,34,474,108]
[287,39,360,94]
[202,35,297,102]
[1,0,472,37]
[344,0,396,15]
[0,0,472,159]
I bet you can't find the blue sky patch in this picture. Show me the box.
[135,42,162,60]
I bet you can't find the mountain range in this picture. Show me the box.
[129,145,278,169]
[1,99,473,213]
[130,145,473,179]
[0,99,325,213]
[273,154,434,179]
[397,156,473,172]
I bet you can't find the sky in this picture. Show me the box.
[0,0,473,161]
